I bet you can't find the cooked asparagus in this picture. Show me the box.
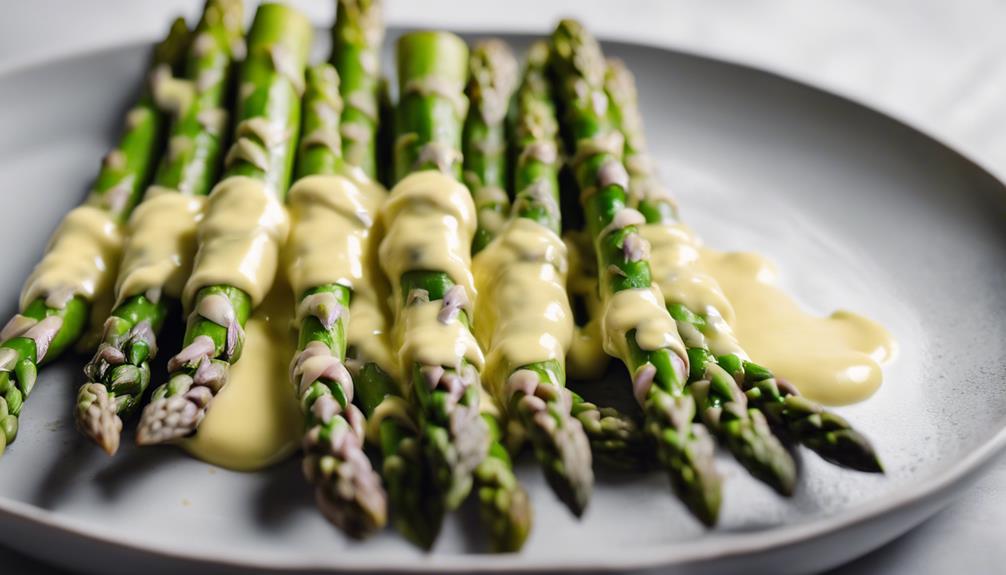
[137,3,312,445]
[475,407,532,552]
[603,57,881,475]
[385,31,489,512]
[287,62,388,539]
[549,19,722,525]
[476,41,593,516]
[463,39,518,253]
[0,18,190,456]
[331,0,384,179]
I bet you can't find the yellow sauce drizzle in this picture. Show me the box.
[20,206,123,310]
[378,171,478,313]
[183,176,290,310]
[115,190,206,305]
[473,218,573,398]
[287,170,397,377]
[285,173,386,297]
[563,231,611,380]
[398,300,484,377]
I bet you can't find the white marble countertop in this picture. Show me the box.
[2,1,1003,572]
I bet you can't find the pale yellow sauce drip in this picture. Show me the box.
[473,218,573,399]
[346,286,398,379]
[345,233,398,379]
[700,248,895,405]
[115,190,206,305]
[181,274,301,471]
[397,300,484,379]
[378,171,479,314]
[285,174,387,297]
[78,288,117,353]
[600,285,685,364]
[183,176,290,310]
[479,388,501,418]
[563,232,611,380]
[20,206,123,310]
[642,223,735,325]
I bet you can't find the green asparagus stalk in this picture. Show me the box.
[549,20,722,525]
[0,19,191,457]
[604,59,881,474]
[295,65,344,180]
[76,0,243,456]
[314,0,449,546]
[563,221,652,470]
[478,41,593,516]
[136,3,312,445]
[463,39,518,253]
[390,31,489,511]
[287,62,388,538]
[331,0,384,179]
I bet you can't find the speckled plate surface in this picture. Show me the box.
[1,30,1005,575]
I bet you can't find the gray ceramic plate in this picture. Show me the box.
[1,30,1005,575]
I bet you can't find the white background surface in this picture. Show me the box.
[2,1,1004,573]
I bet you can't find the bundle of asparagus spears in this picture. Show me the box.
[0,0,883,552]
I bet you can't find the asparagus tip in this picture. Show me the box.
[646,392,723,526]
[135,393,205,446]
[75,382,123,456]
[719,405,798,497]
[820,430,885,474]
[383,447,446,551]
[523,404,593,517]
[302,414,389,538]
[423,404,489,511]
[476,457,533,552]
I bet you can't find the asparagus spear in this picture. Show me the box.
[331,0,384,179]
[463,39,518,253]
[354,362,443,549]
[136,3,312,445]
[563,223,653,470]
[458,40,537,546]
[286,62,388,538]
[310,0,449,546]
[388,31,489,510]
[76,0,243,456]
[478,41,593,516]
[549,20,722,525]
[604,59,881,474]
[0,19,191,456]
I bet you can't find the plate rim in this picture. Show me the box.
[1,33,1005,573]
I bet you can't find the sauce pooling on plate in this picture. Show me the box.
[702,248,895,406]
[181,275,301,471]
[639,221,895,406]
